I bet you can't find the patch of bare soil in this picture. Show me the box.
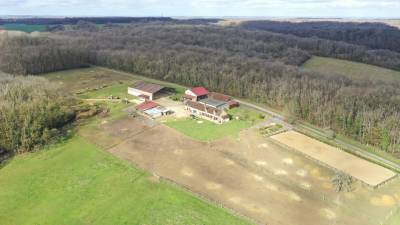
[107,123,362,225]
[79,117,156,149]
[90,116,400,225]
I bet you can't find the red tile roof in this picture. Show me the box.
[190,87,208,96]
[227,100,239,108]
[135,101,159,111]
[132,82,164,94]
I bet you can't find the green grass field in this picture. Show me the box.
[0,135,251,225]
[79,83,133,99]
[303,56,400,83]
[0,24,47,33]
[43,66,186,97]
[165,107,264,141]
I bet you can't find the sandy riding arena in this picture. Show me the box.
[271,131,397,187]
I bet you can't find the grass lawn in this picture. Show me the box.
[78,83,134,100]
[1,24,47,33]
[0,135,251,225]
[43,66,186,98]
[43,67,136,94]
[303,56,400,83]
[165,107,264,141]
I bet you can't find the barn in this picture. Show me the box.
[184,87,209,101]
[128,82,165,100]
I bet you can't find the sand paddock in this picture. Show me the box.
[271,131,397,187]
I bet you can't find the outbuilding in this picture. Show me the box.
[184,87,209,101]
[128,82,165,100]
[135,100,171,118]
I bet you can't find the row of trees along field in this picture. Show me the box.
[0,23,399,155]
[0,73,76,156]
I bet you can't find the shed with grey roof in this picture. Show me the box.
[199,98,227,109]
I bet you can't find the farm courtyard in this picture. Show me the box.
[2,67,399,225]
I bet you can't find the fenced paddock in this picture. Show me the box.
[271,131,397,187]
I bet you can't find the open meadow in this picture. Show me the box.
[303,56,400,83]
[43,66,186,97]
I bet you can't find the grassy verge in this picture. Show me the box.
[165,107,264,141]
[0,135,251,225]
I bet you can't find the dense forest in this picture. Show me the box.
[241,21,400,54]
[0,32,89,74]
[0,21,399,155]
[0,74,75,156]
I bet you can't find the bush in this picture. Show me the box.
[326,129,336,140]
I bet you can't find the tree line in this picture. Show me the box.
[241,20,400,55]
[0,23,399,155]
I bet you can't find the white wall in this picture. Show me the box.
[128,87,153,100]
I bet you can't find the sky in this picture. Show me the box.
[0,0,399,18]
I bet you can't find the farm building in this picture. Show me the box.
[185,100,229,124]
[135,100,171,118]
[128,82,165,100]
[208,92,239,109]
[184,87,209,101]
[199,98,227,110]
